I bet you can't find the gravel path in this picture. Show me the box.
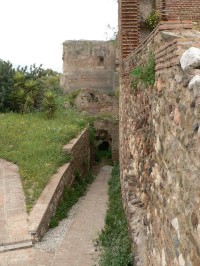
[34,202,80,252]
[34,165,112,266]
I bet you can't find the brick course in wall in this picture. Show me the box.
[119,0,140,60]
[156,0,200,21]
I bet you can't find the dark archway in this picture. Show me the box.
[98,140,110,151]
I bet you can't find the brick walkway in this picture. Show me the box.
[0,159,32,265]
[34,165,112,266]
[0,159,112,265]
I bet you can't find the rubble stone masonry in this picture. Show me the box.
[120,20,200,265]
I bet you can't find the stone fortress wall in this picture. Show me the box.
[60,40,118,93]
[119,0,200,265]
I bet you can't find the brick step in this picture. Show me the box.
[0,241,33,253]
[0,239,33,253]
[0,235,32,247]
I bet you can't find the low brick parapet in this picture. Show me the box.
[28,127,90,241]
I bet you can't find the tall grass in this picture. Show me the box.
[0,105,89,211]
[97,165,133,266]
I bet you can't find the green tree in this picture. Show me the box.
[0,61,61,114]
[0,60,15,112]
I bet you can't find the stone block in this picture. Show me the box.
[180,47,200,72]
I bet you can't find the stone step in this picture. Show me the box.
[0,239,33,253]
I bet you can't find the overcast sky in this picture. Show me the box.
[0,0,118,72]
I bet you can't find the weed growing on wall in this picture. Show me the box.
[131,53,155,90]
[145,10,161,30]
[96,165,133,266]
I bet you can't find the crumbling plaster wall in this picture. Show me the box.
[120,21,200,265]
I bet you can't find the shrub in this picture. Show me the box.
[41,91,57,118]
[145,10,161,30]
[0,61,61,113]
[9,71,42,113]
[131,53,155,90]
[65,89,81,107]
[0,60,15,112]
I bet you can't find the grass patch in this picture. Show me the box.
[0,100,90,211]
[49,171,94,228]
[94,147,113,165]
[97,165,133,266]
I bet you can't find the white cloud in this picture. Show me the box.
[0,0,118,72]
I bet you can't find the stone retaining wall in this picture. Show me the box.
[28,128,90,241]
[120,21,200,265]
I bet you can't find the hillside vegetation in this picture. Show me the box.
[0,60,91,211]
[0,106,89,211]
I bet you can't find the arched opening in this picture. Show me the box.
[94,129,112,163]
[97,56,104,66]
[98,140,110,151]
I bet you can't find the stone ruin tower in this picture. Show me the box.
[60,40,118,93]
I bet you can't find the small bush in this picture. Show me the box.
[65,89,81,107]
[145,10,161,30]
[42,91,57,118]
[0,60,15,112]
[0,61,62,113]
[131,53,155,90]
